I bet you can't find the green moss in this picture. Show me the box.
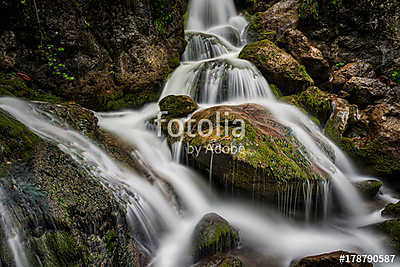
[248,13,277,41]
[168,55,181,69]
[383,202,400,218]
[269,84,282,98]
[105,230,118,251]
[42,231,81,267]
[297,86,332,124]
[0,110,40,162]
[0,73,61,103]
[376,220,400,253]
[98,90,160,111]
[159,95,198,118]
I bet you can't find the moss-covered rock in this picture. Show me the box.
[192,213,240,263]
[382,202,400,218]
[239,39,314,95]
[297,86,332,125]
[159,95,199,118]
[331,62,376,90]
[183,104,327,203]
[0,105,147,266]
[354,180,382,200]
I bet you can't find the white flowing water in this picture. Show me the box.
[0,0,397,266]
[0,188,29,267]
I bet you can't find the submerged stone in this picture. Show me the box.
[291,251,373,267]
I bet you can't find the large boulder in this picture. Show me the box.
[239,40,314,95]
[0,0,187,111]
[183,104,327,204]
[192,213,240,263]
[278,29,329,82]
[291,251,373,267]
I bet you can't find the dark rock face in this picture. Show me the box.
[369,219,400,254]
[192,213,240,263]
[331,62,376,89]
[291,251,373,267]
[299,0,400,78]
[343,77,388,108]
[0,0,187,111]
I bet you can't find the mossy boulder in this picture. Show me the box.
[291,251,373,267]
[354,180,382,200]
[239,39,314,95]
[297,86,332,125]
[382,202,400,218]
[183,104,327,203]
[159,95,199,118]
[192,213,240,263]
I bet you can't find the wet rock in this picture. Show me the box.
[0,106,148,266]
[184,104,327,202]
[291,251,373,267]
[325,99,400,179]
[369,219,400,254]
[331,62,376,89]
[239,40,314,95]
[192,213,240,263]
[382,202,400,218]
[246,0,299,42]
[278,29,329,82]
[354,180,382,199]
[159,95,199,118]
[344,77,387,108]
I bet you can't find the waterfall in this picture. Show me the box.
[0,188,29,267]
[0,0,395,266]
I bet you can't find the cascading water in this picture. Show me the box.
[0,0,398,266]
[0,188,29,267]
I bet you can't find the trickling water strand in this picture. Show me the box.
[209,151,214,189]
[172,141,183,163]
[0,188,29,267]
[303,180,314,222]
[182,32,231,61]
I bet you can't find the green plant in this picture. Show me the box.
[38,42,75,81]
[299,0,319,21]
[391,70,400,84]
[336,62,345,68]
